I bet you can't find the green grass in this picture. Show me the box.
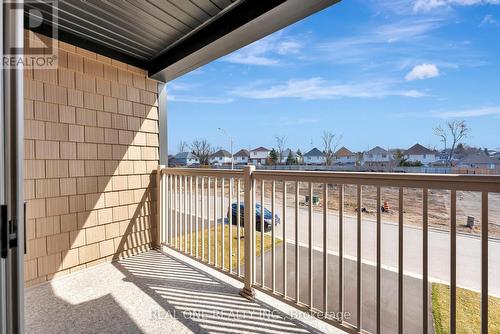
[174,225,279,271]
[432,283,500,334]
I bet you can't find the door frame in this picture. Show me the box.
[1,1,25,333]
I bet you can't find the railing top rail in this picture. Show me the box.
[252,170,500,192]
[161,167,244,178]
[159,166,500,192]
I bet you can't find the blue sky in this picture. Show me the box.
[167,0,500,154]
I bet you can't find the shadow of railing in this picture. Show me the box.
[113,250,322,334]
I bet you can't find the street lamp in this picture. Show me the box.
[218,127,233,169]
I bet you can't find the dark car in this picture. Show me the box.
[227,203,280,232]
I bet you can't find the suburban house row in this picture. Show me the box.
[171,143,500,170]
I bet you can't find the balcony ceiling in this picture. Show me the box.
[25,0,339,81]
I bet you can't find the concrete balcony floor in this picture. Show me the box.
[26,249,341,333]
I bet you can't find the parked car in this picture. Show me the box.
[227,203,280,232]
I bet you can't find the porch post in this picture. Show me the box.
[156,165,165,248]
[240,165,255,299]
[156,82,167,249]
[157,82,168,166]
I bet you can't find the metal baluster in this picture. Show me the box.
[214,178,218,267]
[451,190,457,334]
[175,175,178,249]
[283,181,287,298]
[309,182,313,310]
[169,174,173,245]
[357,184,362,330]
[252,178,257,285]
[423,188,429,334]
[180,175,184,251]
[221,178,225,270]
[272,180,276,293]
[229,178,233,273]
[237,179,241,276]
[165,174,168,245]
[184,176,188,252]
[339,184,344,322]
[208,177,211,264]
[195,176,199,258]
[323,183,328,314]
[481,192,488,334]
[261,179,265,287]
[376,186,382,334]
[201,177,205,261]
[295,181,300,303]
[398,187,404,333]
[189,176,193,255]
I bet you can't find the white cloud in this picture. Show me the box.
[315,18,443,65]
[231,78,427,100]
[413,0,500,12]
[433,106,500,118]
[276,41,302,55]
[480,14,498,26]
[375,19,443,42]
[222,33,303,66]
[223,54,278,66]
[279,117,320,126]
[168,82,196,91]
[169,95,234,104]
[405,63,440,80]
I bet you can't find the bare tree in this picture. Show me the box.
[275,136,287,164]
[434,120,470,166]
[190,139,213,165]
[322,131,341,166]
[178,140,188,153]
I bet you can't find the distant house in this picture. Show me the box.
[280,148,301,164]
[457,153,500,170]
[404,144,438,165]
[438,149,451,161]
[304,148,325,165]
[174,152,199,166]
[167,154,176,166]
[234,149,249,165]
[486,149,497,157]
[209,149,232,166]
[249,147,270,165]
[489,148,500,160]
[334,147,357,164]
[362,146,392,167]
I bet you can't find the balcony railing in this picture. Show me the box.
[156,165,500,333]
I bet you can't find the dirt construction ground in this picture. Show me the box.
[256,183,500,238]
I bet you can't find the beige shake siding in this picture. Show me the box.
[23,32,159,286]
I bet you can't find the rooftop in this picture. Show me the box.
[234,149,250,157]
[175,152,198,159]
[365,146,389,155]
[250,146,270,152]
[335,147,354,157]
[404,144,436,155]
[210,149,232,158]
[459,153,500,165]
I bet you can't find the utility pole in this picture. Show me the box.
[218,127,233,169]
